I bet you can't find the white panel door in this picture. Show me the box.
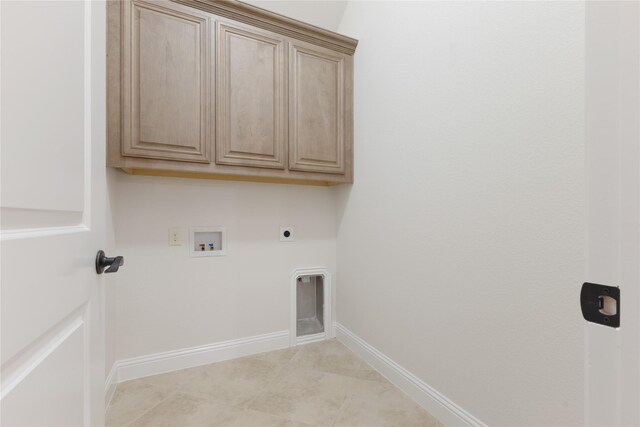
[585,2,640,426]
[1,1,107,426]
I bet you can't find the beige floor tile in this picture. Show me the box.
[106,379,174,427]
[333,386,441,427]
[290,339,387,382]
[180,356,282,408]
[133,364,209,391]
[337,374,394,397]
[233,409,301,427]
[130,392,311,427]
[129,392,242,427]
[248,365,351,427]
[248,346,300,364]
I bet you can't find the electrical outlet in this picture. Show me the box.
[169,227,184,246]
[280,226,294,242]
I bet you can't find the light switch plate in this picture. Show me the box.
[169,227,184,246]
[280,226,294,242]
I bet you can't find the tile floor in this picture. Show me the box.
[106,339,442,427]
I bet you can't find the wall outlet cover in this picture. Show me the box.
[169,227,184,246]
[280,226,294,242]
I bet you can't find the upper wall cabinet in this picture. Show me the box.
[216,22,286,170]
[289,41,349,175]
[121,1,212,163]
[108,0,358,186]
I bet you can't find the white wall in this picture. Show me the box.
[336,2,585,426]
[243,0,347,31]
[111,172,336,361]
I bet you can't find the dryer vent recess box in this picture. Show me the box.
[297,275,324,337]
[190,227,227,257]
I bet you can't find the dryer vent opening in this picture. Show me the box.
[296,275,324,337]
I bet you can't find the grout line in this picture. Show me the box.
[330,395,351,427]
[123,390,180,427]
[161,364,256,412]
[175,389,250,413]
[283,351,390,387]
[244,408,298,426]
[243,357,293,411]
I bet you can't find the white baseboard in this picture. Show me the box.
[108,330,289,386]
[295,332,326,345]
[334,323,486,427]
[105,363,117,407]
[106,325,484,426]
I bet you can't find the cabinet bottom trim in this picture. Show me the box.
[120,168,341,186]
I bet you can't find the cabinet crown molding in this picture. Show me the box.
[170,0,358,55]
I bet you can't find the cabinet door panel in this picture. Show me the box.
[217,22,286,169]
[289,42,346,174]
[122,1,210,162]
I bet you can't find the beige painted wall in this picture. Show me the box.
[110,172,336,360]
[336,2,585,425]
[243,0,347,31]
[105,0,346,375]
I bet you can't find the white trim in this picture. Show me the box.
[290,267,332,346]
[335,323,486,427]
[584,3,640,425]
[112,330,288,383]
[295,332,325,345]
[82,0,93,229]
[105,363,117,408]
[1,312,85,399]
[0,225,89,241]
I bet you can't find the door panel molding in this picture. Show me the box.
[1,307,86,400]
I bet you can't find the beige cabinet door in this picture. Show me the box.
[216,22,287,169]
[289,41,349,175]
[122,0,211,163]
